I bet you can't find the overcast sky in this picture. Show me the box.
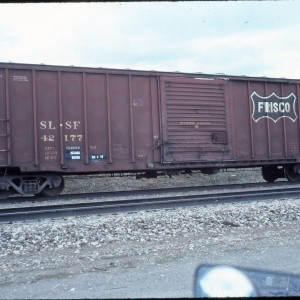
[0,1,299,78]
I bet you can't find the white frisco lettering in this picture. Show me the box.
[258,102,290,113]
[258,102,264,113]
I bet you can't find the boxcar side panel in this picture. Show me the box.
[9,70,34,166]
[228,80,251,159]
[61,72,85,169]
[131,75,155,165]
[86,73,108,166]
[231,79,300,163]
[36,70,60,169]
[0,69,9,166]
[248,81,270,159]
[109,74,131,164]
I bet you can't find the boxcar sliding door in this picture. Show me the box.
[160,76,231,163]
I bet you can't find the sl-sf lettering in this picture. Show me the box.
[40,121,81,130]
[65,121,81,130]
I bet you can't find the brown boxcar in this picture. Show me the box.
[0,62,300,196]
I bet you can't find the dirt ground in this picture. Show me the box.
[63,168,266,194]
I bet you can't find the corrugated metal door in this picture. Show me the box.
[160,76,229,163]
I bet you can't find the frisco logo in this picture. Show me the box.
[251,91,298,123]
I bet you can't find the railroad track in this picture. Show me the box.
[1,184,300,223]
[1,180,296,204]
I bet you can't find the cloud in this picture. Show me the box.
[0,3,120,65]
[103,24,300,79]
[0,2,300,78]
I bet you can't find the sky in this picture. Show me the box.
[0,1,300,78]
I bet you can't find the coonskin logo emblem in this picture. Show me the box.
[251,91,298,123]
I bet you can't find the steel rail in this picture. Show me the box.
[1,186,300,223]
[1,181,296,204]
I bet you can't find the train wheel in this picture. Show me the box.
[38,176,65,197]
[284,165,300,182]
[261,166,277,183]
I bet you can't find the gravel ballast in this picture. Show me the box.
[1,197,300,266]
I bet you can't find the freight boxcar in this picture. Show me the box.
[0,62,300,197]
